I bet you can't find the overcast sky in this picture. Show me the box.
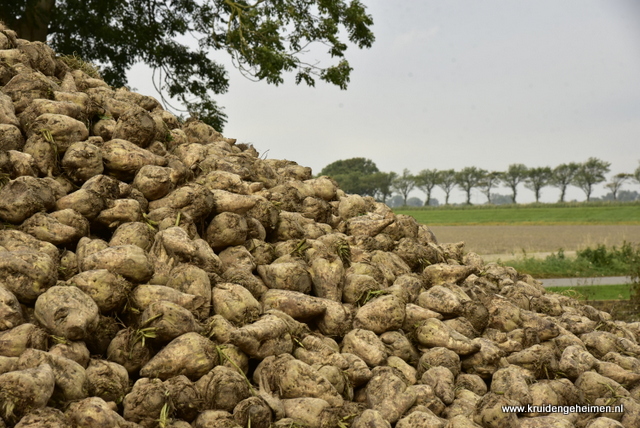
[129,0,640,204]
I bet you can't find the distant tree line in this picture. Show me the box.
[318,157,640,206]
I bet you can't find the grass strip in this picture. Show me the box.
[502,255,633,278]
[395,204,640,225]
[500,243,640,278]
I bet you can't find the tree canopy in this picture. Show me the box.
[392,169,415,206]
[478,171,501,204]
[573,157,611,201]
[437,169,457,205]
[501,164,528,203]
[317,157,638,205]
[551,162,580,203]
[414,169,439,206]
[455,166,485,205]
[319,157,381,196]
[369,171,396,204]
[319,157,379,177]
[0,0,375,130]
[525,166,552,203]
[605,173,632,201]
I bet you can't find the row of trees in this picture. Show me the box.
[319,158,640,205]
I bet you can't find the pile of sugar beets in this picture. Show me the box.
[1,23,640,428]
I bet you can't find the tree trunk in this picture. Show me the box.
[12,0,55,41]
[510,185,518,204]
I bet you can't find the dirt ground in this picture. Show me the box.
[429,225,640,257]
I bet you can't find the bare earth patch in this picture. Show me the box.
[430,225,640,256]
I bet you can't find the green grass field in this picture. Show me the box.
[502,245,639,278]
[547,284,631,300]
[395,203,640,225]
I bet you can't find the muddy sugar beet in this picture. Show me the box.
[2,22,640,428]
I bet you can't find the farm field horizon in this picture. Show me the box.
[427,225,640,256]
[394,203,640,226]
[395,204,640,256]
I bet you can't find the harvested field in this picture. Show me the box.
[429,225,640,256]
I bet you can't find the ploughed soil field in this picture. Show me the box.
[429,225,640,256]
